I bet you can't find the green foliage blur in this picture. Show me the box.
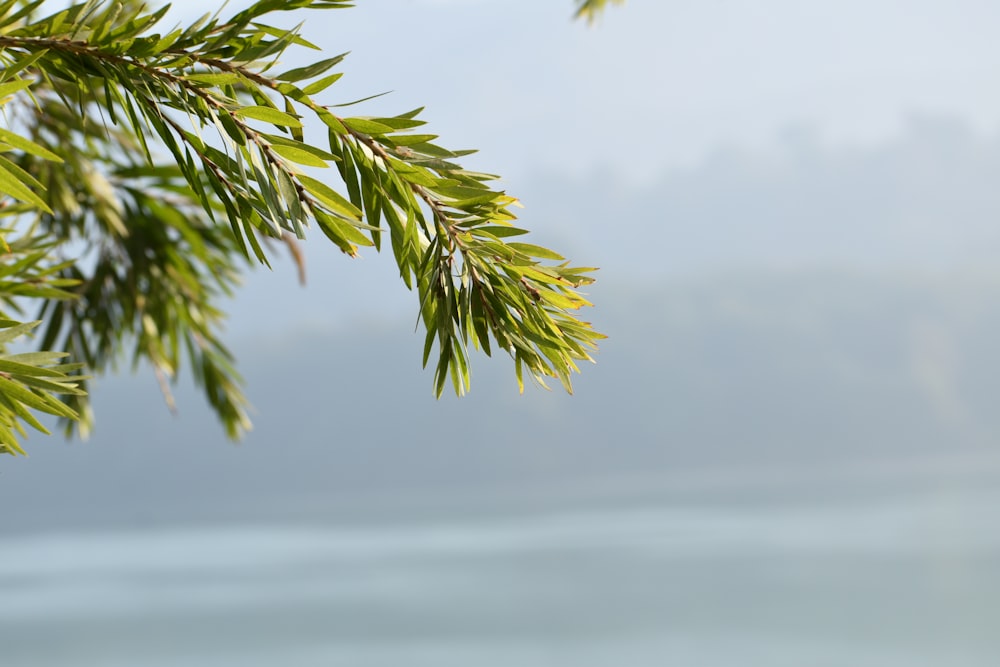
[575,0,627,23]
[0,0,612,455]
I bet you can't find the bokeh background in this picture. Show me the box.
[4,1,1000,665]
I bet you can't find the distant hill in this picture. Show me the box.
[5,270,1000,533]
[516,116,1000,277]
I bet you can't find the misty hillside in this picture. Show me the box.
[516,116,1000,277]
[5,270,1000,532]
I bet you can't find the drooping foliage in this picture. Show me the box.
[0,0,608,455]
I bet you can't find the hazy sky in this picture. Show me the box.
[165,1,1000,332]
[182,0,1000,174]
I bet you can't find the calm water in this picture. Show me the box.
[3,489,999,667]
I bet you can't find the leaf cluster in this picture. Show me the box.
[0,230,85,455]
[0,0,604,455]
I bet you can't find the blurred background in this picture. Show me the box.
[4,1,1000,665]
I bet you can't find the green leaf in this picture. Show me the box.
[0,127,63,162]
[316,209,374,254]
[277,53,348,82]
[0,156,51,212]
[301,72,343,95]
[0,321,38,346]
[473,225,530,238]
[298,174,362,220]
[250,22,321,50]
[0,352,70,366]
[285,97,304,142]
[187,72,244,86]
[389,133,439,147]
[0,376,72,417]
[0,359,65,378]
[263,133,338,161]
[507,243,566,261]
[233,106,303,128]
[1,49,49,82]
[218,112,247,146]
[0,78,33,101]
[371,117,426,131]
[342,118,395,136]
[270,144,329,167]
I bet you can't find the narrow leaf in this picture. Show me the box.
[233,106,303,128]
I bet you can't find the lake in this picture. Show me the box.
[2,486,998,667]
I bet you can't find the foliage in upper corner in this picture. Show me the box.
[574,0,626,23]
[0,0,605,456]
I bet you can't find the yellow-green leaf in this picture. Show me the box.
[299,174,361,220]
[0,155,50,212]
[270,144,329,168]
[0,128,62,162]
[233,106,303,128]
